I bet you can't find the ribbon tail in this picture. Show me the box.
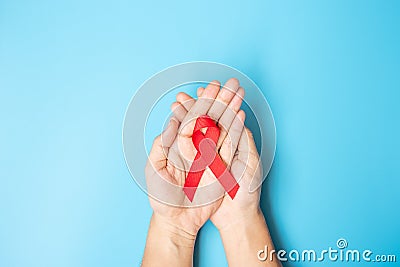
[208,155,240,199]
[183,171,203,202]
[183,153,205,202]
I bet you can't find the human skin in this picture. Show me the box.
[141,79,281,267]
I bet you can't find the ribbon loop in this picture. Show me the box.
[183,115,240,202]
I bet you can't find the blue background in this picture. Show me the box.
[1,0,399,266]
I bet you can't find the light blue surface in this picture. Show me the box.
[1,0,399,266]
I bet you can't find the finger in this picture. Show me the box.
[171,91,197,122]
[220,110,246,167]
[161,117,180,150]
[180,80,220,135]
[176,92,195,111]
[148,117,179,171]
[237,127,258,163]
[207,78,240,121]
[217,87,245,149]
[236,127,262,192]
[187,80,220,116]
[197,87,204,97]
[171,101,187,122]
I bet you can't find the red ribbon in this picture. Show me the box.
[183,115,240,202]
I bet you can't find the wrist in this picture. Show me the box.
[218,208,265,236]
[214,206,262,232]
[142,213,196,266]
[217,209,281,267]
[151,213,197,248]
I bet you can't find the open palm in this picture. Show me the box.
[170,79,263,230]
[145,79,244,234]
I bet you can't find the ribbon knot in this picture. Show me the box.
[183,115,240,202]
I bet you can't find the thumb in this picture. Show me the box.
[235,127,263,192]
[147,117,179,171]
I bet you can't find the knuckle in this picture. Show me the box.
[223,136,232,147]
[208,110,219,120]
[152,135,162,147]
[245,128,254,138]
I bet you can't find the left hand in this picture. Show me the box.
[145,78,244,236]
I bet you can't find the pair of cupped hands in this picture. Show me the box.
[145,78,262,237]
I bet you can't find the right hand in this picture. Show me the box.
[171,79,263,231]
